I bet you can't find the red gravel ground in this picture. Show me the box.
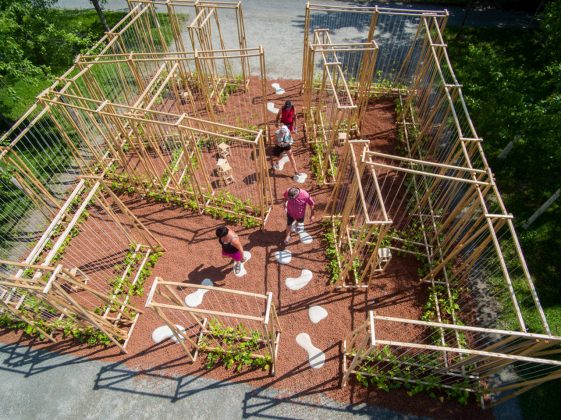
[0,80,490,419]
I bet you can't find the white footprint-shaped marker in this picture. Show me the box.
[273,154,290,171]
[152,324,186,344]
[185,278,213,307]
[273,250,292,264]
[299,231,313,244]
[271,83,285,95]
[267,102,279,114]
[308,306,328,324]
[294,173,308,184]
[234,251,252,278]
[296,333,325,369]
[285,269,313,291]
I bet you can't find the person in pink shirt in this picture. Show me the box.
[283,187,315,244]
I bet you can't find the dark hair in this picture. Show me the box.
[283,100,292,109]
[288,187,300,198]
[215,226,228,238]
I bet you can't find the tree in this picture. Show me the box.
[90,0,110,32]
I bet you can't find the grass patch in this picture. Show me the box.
[445,10,561,414]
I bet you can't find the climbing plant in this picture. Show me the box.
[198,318,272,372]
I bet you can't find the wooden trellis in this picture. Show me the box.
[302,2,449,87]
[343,312,561,406]
[0,174,161,351]
[0,0,271,353]
[126,0,248,60]
[325,140,392,288]
[302,2,561,404]
[302,29,377,183]
[145,277,282,373]
[187,1,249,84]
[0,261,144,352]
[37,92,272,225]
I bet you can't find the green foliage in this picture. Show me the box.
[322,219,341,284]
[0,2,126,126]
[97,246,163,315]
[0,301,111,346]
[421,284,467,348]
[203,191,262,228]
[199,319,271,372]
[310,143,324,183]
[109,172,261,228]
[445,4,561,322]
[310,143,337,184]
[354,345,475,405]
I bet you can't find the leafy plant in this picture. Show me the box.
[322,219,342,284]
[199,319,271,372]
[353,345,478,405]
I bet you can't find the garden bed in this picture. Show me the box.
[0,84,489,418]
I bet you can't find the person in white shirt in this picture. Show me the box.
[272,124,300,175]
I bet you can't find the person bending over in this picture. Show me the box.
[216,225,247,275]
[273,124,300,175]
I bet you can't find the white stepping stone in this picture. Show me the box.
[294,173,308,184]
[285,269,313,291]
[273,154,290,171]
[273,250,292,264]
[151,324,186,344]
[267,102,279,114]
[185,278,213,307]
[308,306,328,324]
[299,231,313,244]
[234,251,252,278]
[296,333,325,369]
[271,83,285,95]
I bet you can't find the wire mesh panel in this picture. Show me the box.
[146,278,281,373]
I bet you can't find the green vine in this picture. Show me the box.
[354,345,475,405]
[422,284,467,349]
[199,319,272,372]
[109,173,261,228]
[95,245,163,316]
[203,191,261,228]
[322,219,342,284]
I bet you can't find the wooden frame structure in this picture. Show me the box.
[302,2,449,87]
[126,0,248,61]
[0,1,273,351]
[343,312,561,406]
[1,0,559,405]
[325,140,392,288]
[305,2,561,404]
[0,177,161,352]
[146,277,281,373]
[302,29,377,183]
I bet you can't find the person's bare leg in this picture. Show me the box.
[287,150,299,174]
